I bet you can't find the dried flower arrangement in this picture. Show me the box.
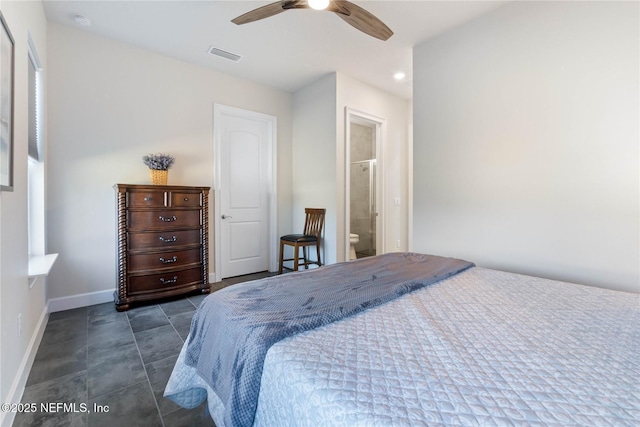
[142,153,175,170]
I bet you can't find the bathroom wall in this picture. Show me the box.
[350,123,374,162]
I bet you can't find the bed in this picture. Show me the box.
[165,252,640,426]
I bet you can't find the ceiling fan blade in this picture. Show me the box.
[333,1,393,41]
[231,1,288,25]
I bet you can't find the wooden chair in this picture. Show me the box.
[278,208,326,274]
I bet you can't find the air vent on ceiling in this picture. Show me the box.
[207,46,242,62]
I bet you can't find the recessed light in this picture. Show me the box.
[73,14,92,27]
[394,72,406,81]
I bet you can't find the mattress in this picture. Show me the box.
[165,267,640,426]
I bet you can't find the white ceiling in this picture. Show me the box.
[42,1,506,99]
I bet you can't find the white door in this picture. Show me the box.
[215,105,276,279]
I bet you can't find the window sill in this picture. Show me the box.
[28,253,59,287]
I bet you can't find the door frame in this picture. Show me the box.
[213,104,278,282]
[344,107,385,261]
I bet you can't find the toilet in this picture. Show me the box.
[349,233,360,260]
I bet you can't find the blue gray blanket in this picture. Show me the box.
[183,252,474,427]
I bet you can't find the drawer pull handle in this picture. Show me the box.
[159,256,178,264]
[160,276,178,285]
[159,215,177,222]
[184,197,189,201]
[159,236,177,243]
[144,197,152,201]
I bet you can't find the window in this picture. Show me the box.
[27,35,56,283]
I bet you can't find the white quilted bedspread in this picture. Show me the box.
[166,267,640,426]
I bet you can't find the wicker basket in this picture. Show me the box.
[149,169,168,185]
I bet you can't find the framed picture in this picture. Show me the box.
[0,12,13,191]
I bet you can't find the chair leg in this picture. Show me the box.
[278,240,285,274]
[316,242,321,267]
[303,246,308,269]
[293,243,300,272]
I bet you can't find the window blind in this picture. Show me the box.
[28,56,40,161]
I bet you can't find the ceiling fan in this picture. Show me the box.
[231,0,393,41]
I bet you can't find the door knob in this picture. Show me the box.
[221,214,232,219]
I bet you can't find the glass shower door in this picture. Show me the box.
[350,159,376,258]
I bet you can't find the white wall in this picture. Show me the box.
[292,74,337,264]
[336,73,411,260]
[413,1,639,293]
[0,0,48,423]
[46,23,293,302]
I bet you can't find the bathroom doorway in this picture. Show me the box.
[345,109,385,261]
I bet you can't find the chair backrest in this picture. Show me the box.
[303,208,326,238]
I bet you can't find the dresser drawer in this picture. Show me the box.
[170,192,202,207]
[128,209,201,230]
[128,266,203,294]
[128,229,201,251]
[128,248,201,272]
[127,191,166,208]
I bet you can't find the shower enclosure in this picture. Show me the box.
[350,159,376,257]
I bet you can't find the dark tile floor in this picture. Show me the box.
[14,272,274,427]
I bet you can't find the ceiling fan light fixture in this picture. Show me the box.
[308,0,330,11]
[231,0,393,41]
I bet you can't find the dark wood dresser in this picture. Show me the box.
[114,184,211,311]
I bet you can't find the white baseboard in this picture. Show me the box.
[209,273,216,284]
[47,289,114,313]
[0,306,49,427]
